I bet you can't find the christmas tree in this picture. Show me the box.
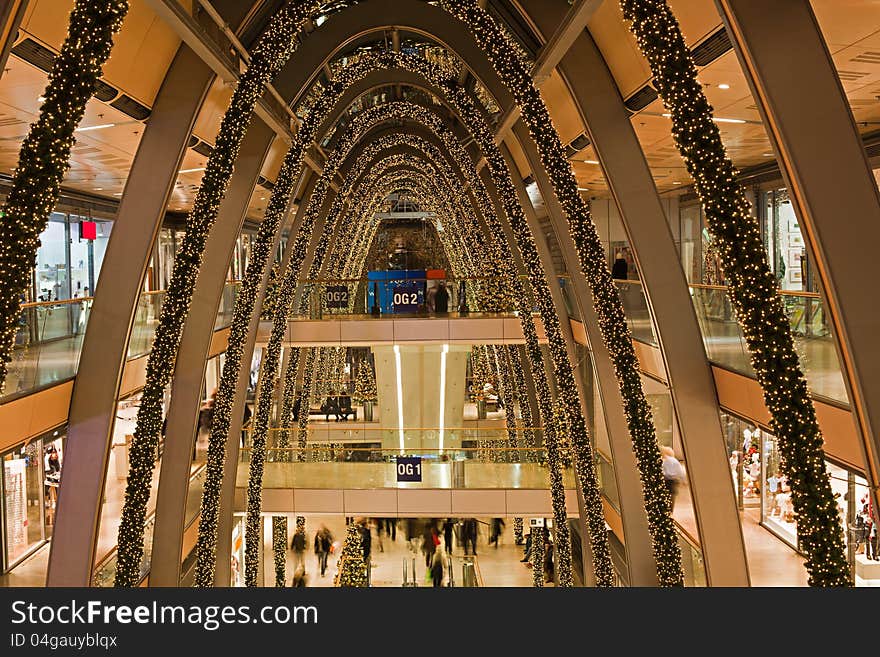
[354,360,377,404]
[336,523,368,587]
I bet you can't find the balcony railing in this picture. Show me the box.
[289,276,529,320]
[3,281,240,402]
[689,283,847,404]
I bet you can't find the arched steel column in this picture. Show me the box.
[149,118,275,586]
[46,46,216,587]
[490,142,600,586]
[716,0,880,527]
[213,173,324,586]
[269,0,650,582]
[0,0,28,77]
[522,0,748,586]
[501,131,656,586]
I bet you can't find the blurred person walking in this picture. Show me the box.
[314,525,333,577]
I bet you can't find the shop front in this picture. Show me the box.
[1,428,65,572]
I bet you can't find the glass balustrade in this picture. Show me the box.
[614,279,657,346]
[677,527,707,587]
[127,290,165,360]
[92,465,206,587]
[288,276,524,320]
[595,451,619,513]
[4,298,93,400]
[689,284,848,404]
[238,428,579,490]
[215,280,241,330]
[2,282,240,401]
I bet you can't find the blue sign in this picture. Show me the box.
[396,456,423,482]
[391,281,422,313]
[325,285,349,309]
[368,270,426,314]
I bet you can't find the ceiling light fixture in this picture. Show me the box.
[179,167,206,174]
[582,159,599,165]
[718,83,730,89]
[577,187,590,192]
[74,123,115,132]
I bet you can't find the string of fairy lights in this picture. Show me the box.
[442,0,682,586]
[116,1,319,588]
[322,97,587,579]
[0,0,130,393]
[619,0,849,586]
[3,0,856,591]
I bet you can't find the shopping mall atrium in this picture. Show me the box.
[0,0,877,589]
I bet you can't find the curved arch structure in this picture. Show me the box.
[25,0,873,588]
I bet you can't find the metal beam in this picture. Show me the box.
[0,0,28,77]
[149,118,275,586]
[47,46,216,587]
[717,0,880,531]
[144,0,336,190]
[523,0,749,585]
[476,0,602,168]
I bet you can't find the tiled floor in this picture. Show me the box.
[264,516,535,588]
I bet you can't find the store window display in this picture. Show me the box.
[760,430,797,547]
[721,413,761,509]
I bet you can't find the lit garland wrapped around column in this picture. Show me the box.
[532,527,545,588]
[442,0,681,586]
[218,46,605,585]
[620,0,849,585]
[0,0,129,392]
[271,517,287,587]
[118,0,319,588]
[507,345,537,451]
[513,517,524,544]
[492,344,520,456]
[196,54,403,585]
[327,94,587,583]
[336,523,368,587]
[296,347,318,451]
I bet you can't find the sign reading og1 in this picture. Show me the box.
[396,456,423,482]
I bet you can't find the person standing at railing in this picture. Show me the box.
[434,281,449,315]
[661,446,686,512]
[611,252,628,280]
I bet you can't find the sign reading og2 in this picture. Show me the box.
[391,281,421,313]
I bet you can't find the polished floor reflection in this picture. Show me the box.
[266,516,535,588]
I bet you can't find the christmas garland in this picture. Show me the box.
[117,0,319,587]
[0,0,129,391]
[336,523,368,587]
[620,0,849,585]
[442,0,681,586]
